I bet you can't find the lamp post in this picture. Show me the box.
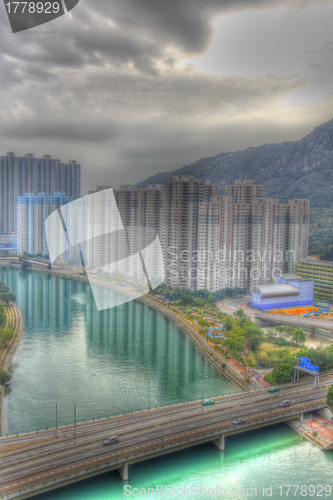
[199,373,208,414]
[53,400,58,439]
[148,380,153,411]
[72,400,78,447]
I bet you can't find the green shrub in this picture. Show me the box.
[0,369,11,385]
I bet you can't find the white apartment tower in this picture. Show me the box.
[161,175,219,290]
[197,180,310,292]
[17,192,73,260]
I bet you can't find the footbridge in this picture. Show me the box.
[1,373,332,500]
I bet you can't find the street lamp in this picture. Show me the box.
[199,373,208,414]
[53,400,58,439]
[148,380,153,411]
[72,400,78,447]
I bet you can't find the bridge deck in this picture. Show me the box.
[0,374,331,500]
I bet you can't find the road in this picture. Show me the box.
[1,372,331,498]
[219,298,333,333]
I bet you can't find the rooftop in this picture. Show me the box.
[279,273,304,281]
[254,283,300,299]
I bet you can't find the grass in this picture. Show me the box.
[259,342,299,355]
[246,342,300,368]
[264,373,275,384]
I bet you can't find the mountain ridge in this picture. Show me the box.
[137,118,333,208]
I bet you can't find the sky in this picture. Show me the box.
[0,0,333,193]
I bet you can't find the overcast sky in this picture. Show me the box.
[1,0,333,193]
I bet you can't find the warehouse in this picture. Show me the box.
[252,273,314,310]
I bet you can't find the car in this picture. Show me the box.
[202,399,215,405]
[268,387,279,392]
[103,436,119,446]
[233,418,246,425]
[279,400,290,407]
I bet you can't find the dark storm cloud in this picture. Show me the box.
[1,119,122,142]
[0,0,332,191]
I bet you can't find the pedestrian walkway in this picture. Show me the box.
[287,419,333,450]
[306,415,333,441]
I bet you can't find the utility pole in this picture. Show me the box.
[53,400,57,439]
[72,401,78,447]
[199,373,208,414]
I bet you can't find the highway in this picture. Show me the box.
[1,372,331,499]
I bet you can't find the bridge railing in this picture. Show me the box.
[1,399,326,500]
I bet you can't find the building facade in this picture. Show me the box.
[197,180,310,292]
[0,152,80,234]
[294,256,333,302]
[85,178,309,293]
[17,192,73,260]
[160,176,219,290]
[252,274,314,310]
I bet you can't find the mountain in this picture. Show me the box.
[138,118,333,256]
[138,118,333,208]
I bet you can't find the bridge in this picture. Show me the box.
[0,373,331,500]
[0,258,51,269]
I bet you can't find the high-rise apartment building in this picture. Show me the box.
[197,181,310,292]
[17,192,73,260]
[225,179,265,202]
[85,178,309,293]
[0,152,81,233]
[160,175,219,290]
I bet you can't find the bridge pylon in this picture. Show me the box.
[118,462,129,481]
[213,434,225,451]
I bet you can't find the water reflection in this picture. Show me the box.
[0,268,239,435]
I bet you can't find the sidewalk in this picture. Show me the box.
[305,415,333,441]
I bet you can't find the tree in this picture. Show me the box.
[0,328,14,347]
[272,362,294,383]
[0,303,6,328]
[224,319,233,332]
[293,328,306,344]
[0,291,16,304]
[243,323,263,351]
[247,331,263,351]
[267,329,277,341]
[326,385,333,410]
[276,325,295,339]
[0,369,11,384]
[234,309,245,318]
[197,317,209,328]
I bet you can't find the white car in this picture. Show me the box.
[233,418,246,425]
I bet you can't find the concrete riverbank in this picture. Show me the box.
[0,302,24,436]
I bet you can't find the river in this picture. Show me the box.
[1,268,332,500]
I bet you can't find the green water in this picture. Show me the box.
[27,426,333,500]
[1,268,332,500]
[0,268,238,436]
